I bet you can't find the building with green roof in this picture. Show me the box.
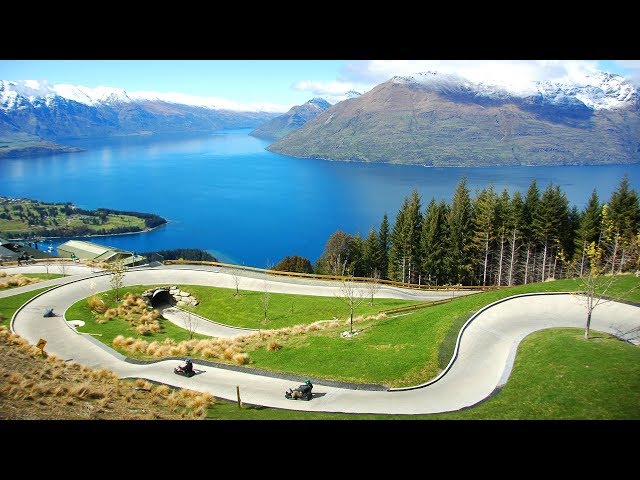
[56,240,145,266]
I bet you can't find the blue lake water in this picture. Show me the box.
[1,129,638,267]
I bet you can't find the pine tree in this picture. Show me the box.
[494,188,511,286]
[362,226,382,276]
[532,183,569,282]
[573,189,601,276]
[388,190,423,283]
[378,213,390,279]
[565,205,581,261]
[420,198,449,285]
[350,232,365,277]
[522,179,540,284]
[388,197,408,282]
[471,184,497,286]
[607,174,640,238]
[606,175,640,273]
[507,190,524,286]
[446,177,473,285]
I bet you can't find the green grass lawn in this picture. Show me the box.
[65,285,211,350]
[4,274,639,420]
[179,284,417,329]
[203,327,640,420]
[0,287,52,327]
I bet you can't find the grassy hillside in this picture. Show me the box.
[0,133,84,158]
[0,197,166,238]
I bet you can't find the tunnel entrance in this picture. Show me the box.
[151,289,175,308]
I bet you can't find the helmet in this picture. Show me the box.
[304,379,311,385]
[185,358,191,363]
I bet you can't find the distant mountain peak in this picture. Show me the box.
[250,97,332,141]
[0,80,289,113]
[307,97,332,109]
[390,70,638,111]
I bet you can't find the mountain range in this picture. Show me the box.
[0,80,280,158]
[249,97,331,141]
[2,72,639,166]
[267,71,640,166]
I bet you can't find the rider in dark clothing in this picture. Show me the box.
[177,358,194,375]
[290,379,313,399]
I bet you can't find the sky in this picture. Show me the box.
[1,60,638,112]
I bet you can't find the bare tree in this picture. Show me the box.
[43,255,52,274]
[337,278,366,334]
[259,276,270,337]
[365,269,382,306]
[183,311,197,340]
[109,258,126,302]
[228,267,241,297]
[57,259,67,276]
[258,261,274,336]
[569,239,640,339]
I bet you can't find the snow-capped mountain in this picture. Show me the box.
[392,71,638,110]
[249,97,332,141]
[0,80,282,157]
[535,71,638,110]
[268,70,640,167]
[0,80,288,112]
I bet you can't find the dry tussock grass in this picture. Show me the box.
[87,295,107,314]
[0,273,43,289]
[95,293,161,332]
[111,309,379,367]
[232,353,249,364]
[0,326,215,420]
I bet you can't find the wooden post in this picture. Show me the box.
[236,385,242,409]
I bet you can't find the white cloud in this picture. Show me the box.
[13,79,54,97]
[291,80,356,95]
[291,79,367,103]
[338,60,607,94]
[128,90,290,112]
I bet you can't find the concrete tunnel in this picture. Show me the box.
[150,289,175,308]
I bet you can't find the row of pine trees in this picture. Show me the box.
[309,175,640,286]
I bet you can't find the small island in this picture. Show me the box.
[0,197,167,240]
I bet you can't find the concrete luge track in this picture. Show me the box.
[6,264,640,414]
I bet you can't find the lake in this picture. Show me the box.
[1,129,638,267]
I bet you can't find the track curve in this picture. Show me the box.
[6,264,639,414]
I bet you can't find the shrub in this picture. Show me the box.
[87,295,107,313]
[232,353,249,364]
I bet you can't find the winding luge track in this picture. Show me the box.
[5,264,639,414]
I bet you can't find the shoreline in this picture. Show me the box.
[8,221,169,242]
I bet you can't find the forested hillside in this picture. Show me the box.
[309,175,640,287]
